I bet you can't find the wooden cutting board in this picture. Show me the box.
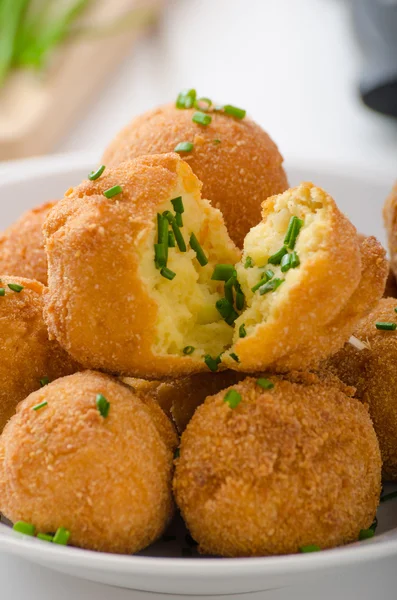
[0,0,164,161]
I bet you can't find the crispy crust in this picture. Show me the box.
[0,276,78,433]
[225,183,377,371]
[173,373,381,557]
[0,202,55,285]
[328,297,397,480]
[102,103,288,247]
[383,181,397,279]
[43,153,239,378]
[0,371,177,554]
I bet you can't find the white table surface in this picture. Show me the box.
[1,0,396,598]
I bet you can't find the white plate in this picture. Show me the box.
[0,154,396,596]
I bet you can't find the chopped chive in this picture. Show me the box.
[173,448,180,460]
[192,111,212,126]
[239,323,247,338]
[223,105,246,119]
[40,377,50,387]
[165,213,186,252]
[103,185,122,199]
[290,251,300,268]
[88,165,105,181]
[53,527,70,546]
[176,89,196,109]
[183,346,195,355]
[37,533,53,542]
[268,246,288,265]
[256,378,274,390]
[8,283,23,293]
[204,354,221,372]
[96,393,110,418]
[0,288,4,296]
[259,278,284,295]
[264,269,274,280]
[375,322,396,331]
[287,217,303,250]
[236,292,245,311]
[171,196,184,214]
[284,216,302,245]
[161,267,176,280]
[189,233,208,266]
[380,491,397,503]
[211,264,237,281]
[194,97,212,112]
[230,353,240,363]
[216,298,238,323]
[395,307,397,313]
[174,141,194,153]
[175,212,183,227]
[213,138,221,145]
[280,253,292,273]
[159,213,169,246]
[224,389,242,408]
[244,256,254,269]
[224,277,236,305]
[154,244,167,269]
[13,521,35,536]
[32,401,48,411]
[300,545,321,553]
[168,231,176,247]
[251,269,273,293]
[359,528,375,541]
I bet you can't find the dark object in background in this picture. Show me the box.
[353,0,397,117]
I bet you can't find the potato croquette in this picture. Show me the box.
[44,163,386,377]
[0,371,178,554]
[102,102,288,247]
[328,297,397,480]
[383,180,397,280]
[173,372,381,557]
[0,202,55,285]
[0,276,78,433]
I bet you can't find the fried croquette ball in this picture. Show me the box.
[0,276,78,433]
[173,372,381,557]
[44,153,240,378]
[221,184,387,372]
[0,371,178,554]
[328,297,397,480]
[0,202,55,285]
[102,103,288,247]
[383,180,397,280]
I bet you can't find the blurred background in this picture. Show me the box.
[0,0,396,170]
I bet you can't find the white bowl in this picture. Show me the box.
[0,153,396,596]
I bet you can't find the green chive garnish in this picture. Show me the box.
[168,231,176,247]
[165,213,186,252]
[40,377,50,387]
[88,165,105,181]
[223,105,246,119]
[176,89,196,109]
[171,196,184,214]
[259,278,284,295]
[224,276,236,305]
[290,251,300,268]
[37,533,54,542]
[32,401,48,411]
[236,292,245,311]
[244,256,254,269]
[224,389,242,408]
[284,216,299,245]
[256,378,274,390]
[213,138,221,145]
[103,185,122,199]
[268,246,288,265]
[96,393,110,418]
[264,269,274,279]
[8,283,23,293]
[161,267,176,280]
[395,307,397,313]
[189,233,208,266]
[183,346,195,355]
[239,323,247,338]
[192,111,212,126]
[280,253,291,273]
[375,322,396,331]
[154,244,167,269]
[174,141,194,153]
[359,529,375,541]
[53,527,70,546]
[300,545,321,553]
[286,217,303,250]
[194,97,212,112]
[176,212,183,227]
[216,298,238,324]
[13,521,35,536]
[230,353,240,363]
[211,264,237,281]
[0,288,4,296]
[380,491,397,503]
[157,213,169,245]
[251,269,274,293]
[204,354,221,372]
[174,448,180,459]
